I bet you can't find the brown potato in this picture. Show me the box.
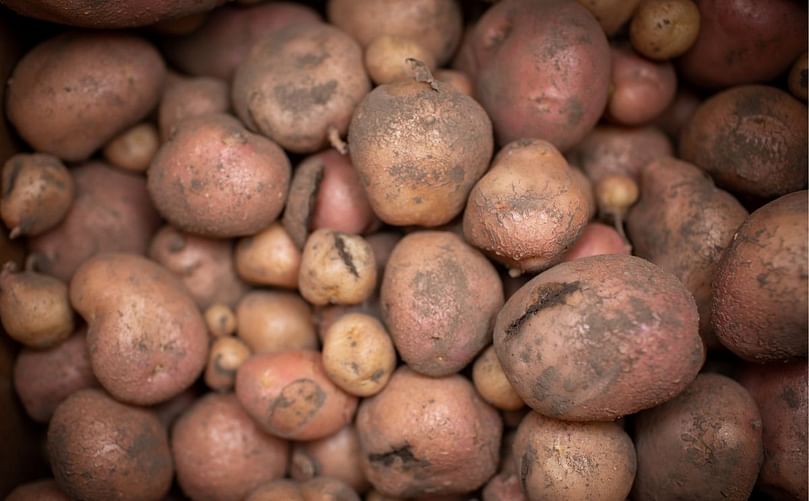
[494,254,704,421]
[463,139,592,274]
[630,0,700,61]
[233,23,370,154]
[6,479,68,501]
[356,367,501,498]
[48,389,173,501]
[291,425,369,493]
[151,387,199,430]
[577,0,642,35]
[711,191,808,362]
[236,223,301,288]
[235,350,358,440]
[70,253,209,405]
[148,113,291,238]
[365,35,436,85]
[561,222,631,262]
[247,479,305,501]
[172,393,288,501]
[29,162,161,282]
[204,303,237,338]
[651,88,701,138]
[607,45,677,125]
[204,336,251,392]
[788,52,808,101]
[151,11,208,35]
[102,123,159,173]
[315,303,380,342]
[514,412,636,501]
[236,291,317,354]
[679,85,808,199]
[348,73,493,227]
[13,331,96,423]
[158,75,229,141]
[472,345,524,411]
[299,229,377,306]
[6,32,165,162]
[433,69,474,98]
[381,231,503,376]
[632,373,763,500]
[1,153,74,238]
[300,477,361,501]
[149,225,247,309]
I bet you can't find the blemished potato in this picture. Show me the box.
[158,75,229,141]
[738,361,808,501]
[711,191,808,362]
[789,52,808,101]
[1,153,74,238]
[235,350,358,440]
[235,223,301,288]
[627,157,748,348]
[205,303,237,337]
[494,254,704,421]
[0,265,74,349]
[322,313,396,397]
[70,253,209,405]
[102,123,159,173]
[233,23,370,154]
[629,0,700,61]
[678,0,807,88]
[204,336,251,392]
[561,222,631,262]
[514,412,636,501]
[607,45,677,126]
[5,479,68,501]
[356,367,501,498]
[315,303,380,342]
[577,0,641,35]
[48,389,173,501]
[472,345,523,411]
[6,31,165,162]
[236,291,317,354]
[632,373,763,501]
[13,331,96,423]
[28,162,161,282]
[149,225,247,309]
[456,0,610,151]
[148,113,291,238]
[679,85,808,199]
[381,231,503,376]
[291,425,369,493]
[327,0,463,65]
[463,139,592,274]
[298,229,377,306]
[172,393,288,501]
[364,35,436,85]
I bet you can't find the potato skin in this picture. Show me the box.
[6,479,68,501]
[381,231,504,376]
[158,75,229,141]
[576,0,641,35]
[494,254,704,421]
[47,389,173,501]
[291,425,369,493]
[6,32,165,162]
[236,291,317,354]
[148,113,290,238]
[632,374,763,501]
[356,367,502,498]
[607,45,677,126]
[711,191,808,362]
[560,222,630,262]
[569,125,672,183]
[70,254,209,405]
[679,85,808,199]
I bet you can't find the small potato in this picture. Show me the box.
[6,479,68,501]
[577,0,642,35]
[365,35,436,85]
[158,75,229,141]
[789,52,808,101]
[322,313,396,397]
[433,69,474,97]
[236,291,317,354]
[236,223,301,288]
[298,229,377,306]
[472,345,523,411]
[291,425,369,493]
[300,477,361,501]
[247,480,304,501]
[204,336,252,392]
[204,303,237,338]
[1,153,74,238]
[651,88,701,138]
[630,0,700,60]
[607,45,677,126]
[102,123,159,172]
[561,222,631,262]
[235,350,358,440]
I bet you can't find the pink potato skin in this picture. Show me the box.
[561,222,631,262]
[607,45,677,126]
[310,150,375,235]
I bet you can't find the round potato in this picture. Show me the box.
[103,123,160,173]
[577,0,641,35]
[236,223,301,288]
[158,75,229,142]
[629,0,700,61]
[560,222,631,262]
[291,425,369,493]
[607,45,677,126]
[6,479,68,501]
[236,291,317,354]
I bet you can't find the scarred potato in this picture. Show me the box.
[298,229,376,306]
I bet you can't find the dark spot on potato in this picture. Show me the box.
[780,386,800,409]
[274,80,338,113]
[333,233,359,278]
[519,445,536,492]
[270,378,326,430]
[505,282,581,338]
[296,52,329,68]
[370,368,385,382]
[562,97,584,127]
[3,158,23,197]
[368,443,431,470]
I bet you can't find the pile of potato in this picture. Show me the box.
[0,0,806,500]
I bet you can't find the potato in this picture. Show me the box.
[456,0,610,151]
[514,412,636,501]
[789,52,808,102]
[235,223,301,288]
[327,0,463,65]
[315,303,380,342]
[291,425,369,493]
[6,32,165,162]
[560,222,631,262]
[472,345,524,411]
[247,480,304,501]
[494,254,704,421]
[236,291,317,354]
[247,478,360,501]
[632,373,763,500]
[149,225,247,309]
[162,2,321,80]
[29,162,161,282]
[463,139,592,274]
[299,229,377,306]
[102,123,159,173]
[678,0,807,88]
[204,336,251,392]
[381,231,503,376]
[70,254,208,405]
[233,23,370,154]
[172,393,288,501]
[607,45,677,125]
[627,157,748,348]
[151,11,208,35]
[48,389,172,501]
[235,350,357,440]
[738,361,808,501]
[1,153,74,238]
[711,191,808,362]
[13,331,96,423]
[651,88,701,138]
[365,35,436,85]
[6,479,68,501]
[679,85,808,199]
[151,387,199,430]
[433,69,474,97]
[576,0,641,35]
[204,303,237,338]
[356,367,501,497]
[629,0,700,61]
[148,113,291,238]
[158,75,229,142]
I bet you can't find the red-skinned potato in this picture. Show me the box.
[247,477,360,501]
[70,253,209,405]
[6,32,165,162]
[607,45,677,126]
[291,425,370,493]
[561,222,631,262]
[6,479,68,501]
[158,75,229,142]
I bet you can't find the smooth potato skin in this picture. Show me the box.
[291,425,369,493]
[711,191,808,362]
[494,254,704,421]
[6,479,68,501]
[569,125,672,183]
[632,374,763,501]
[560,222,630,262]
[6,32,165,162]
[607,45,677,126]
[158,76,229,141]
